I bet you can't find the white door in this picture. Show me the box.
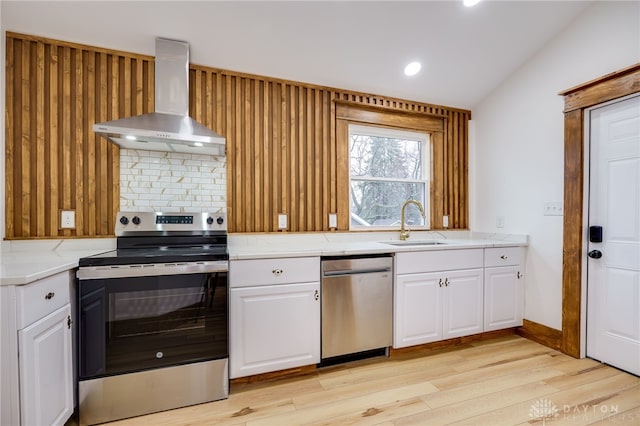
[19,304,73,426]
[587,94,640,376]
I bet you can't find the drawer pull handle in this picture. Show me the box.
[272,269,283,276]
[500,255,508,260]
[44,292,55,300]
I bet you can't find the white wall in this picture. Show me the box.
[472,1,640,330]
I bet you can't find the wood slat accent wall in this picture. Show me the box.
[189,66,471,232]
[5,32,154,238]
[5,32,470,237]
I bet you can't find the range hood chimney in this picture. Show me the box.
[93,38,225,155]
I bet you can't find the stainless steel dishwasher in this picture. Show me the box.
[321,255,393,360]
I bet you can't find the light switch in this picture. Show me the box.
[278,214,288,230]
[544,201,564,216]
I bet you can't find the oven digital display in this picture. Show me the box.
[156,215,194,224]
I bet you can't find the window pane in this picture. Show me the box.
[350,180,425,227]
[350,134,422,179]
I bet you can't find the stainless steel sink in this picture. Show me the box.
[381,240,447,246]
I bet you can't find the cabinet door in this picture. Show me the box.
[230,282,320,378]
[394,273,442,348]
[18,304,73,426]
[484,266,524,331]
[442,269,484,339]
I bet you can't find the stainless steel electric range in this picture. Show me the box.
[76,212,229,425]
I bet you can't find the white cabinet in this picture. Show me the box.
[394,249,484,348]
[0,271,74,426]
[19,305,73,426]
[484,247,525,331]
[229,257,320,378]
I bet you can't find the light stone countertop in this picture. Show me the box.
[228,230,528,260]
[0,231,528,285]
[0,239,116,285]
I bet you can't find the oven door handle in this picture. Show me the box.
[77,261,229,280]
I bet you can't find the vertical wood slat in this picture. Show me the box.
[6,38,15,238]
[86,51,96,236]
[21,41,31,236]
[35,43,45,236]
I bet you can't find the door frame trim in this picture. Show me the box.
[558,63,640,357]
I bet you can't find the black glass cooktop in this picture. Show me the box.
[79,234,228,267]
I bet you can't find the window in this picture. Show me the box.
[349,124,430,229]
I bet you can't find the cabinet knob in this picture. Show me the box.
[444,278,450,287]
[438,278,443,287]
[272,269,283,276]
[500,255,508,260]
[517,271,524,279]
[44,292,55,300]
[314,290,319,301]
[67,315,73,329]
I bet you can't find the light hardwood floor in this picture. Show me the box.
[103,336,640,425]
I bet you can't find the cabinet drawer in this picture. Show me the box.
[484,247,525,267]
[17,271,72,329]
[396,249,483,274]
[230,257,320,288]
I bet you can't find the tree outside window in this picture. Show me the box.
[349,124,430,229]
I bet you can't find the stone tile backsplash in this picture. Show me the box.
[120,149,226,213]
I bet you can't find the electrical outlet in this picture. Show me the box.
[544,201,564,216]
[278,214,288,230]
[329,213,337,229]
[443,215,449,228]
[496,215,505,228]
[60,210,75,229]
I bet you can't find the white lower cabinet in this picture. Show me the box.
[484,247,525,331]
[0,270,74,426]
[394,249,485,348]
[229,257,320,379]
[19,304,73,426]
[395,268,483,348]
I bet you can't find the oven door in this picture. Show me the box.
[78,268,227,380]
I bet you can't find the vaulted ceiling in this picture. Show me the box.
[2,1,593,109]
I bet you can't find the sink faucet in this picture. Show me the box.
[400,199,426,240]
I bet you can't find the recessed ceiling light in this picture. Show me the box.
[463,0,482,7]
[404,62,421,76]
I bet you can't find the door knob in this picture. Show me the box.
[588,250,603,259]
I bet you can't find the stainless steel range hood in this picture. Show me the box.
[93,38,225,156]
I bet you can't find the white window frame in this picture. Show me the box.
[348,124,431,230]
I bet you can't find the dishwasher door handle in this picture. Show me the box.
[323,267,391,277]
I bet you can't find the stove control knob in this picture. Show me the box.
[216,216,224,225]
[206,216,214,225]
[119,216,129,225]
[132,216,141,225]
